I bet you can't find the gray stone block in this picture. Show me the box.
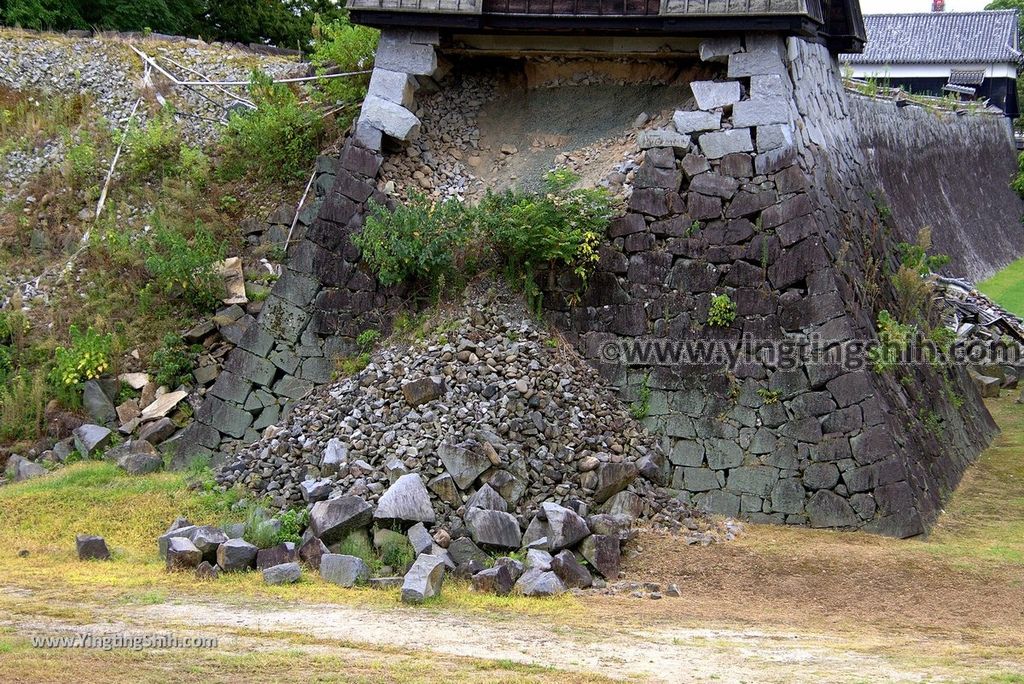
[732,98,791,128]
[261,296,310,344]
[209,371,253,404]
[690,81,741,111]
[728,50,787,78]
[699,128,753,159]
[698,37,741,63]
[320,553,370,587]
[367,68,417,107]
[359,95,421,141]
[674,110,721,134]
[375,30,438,75]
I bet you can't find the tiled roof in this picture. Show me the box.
[841,10,1020,65]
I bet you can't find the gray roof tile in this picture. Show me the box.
[841,10,1020,65]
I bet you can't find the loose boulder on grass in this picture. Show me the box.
[401,554,446,604]
[216,538,258,572]
[263,561,302,585]
[256,542,298,570]
[76,534,110,561]
[319,553,370,587]
[189,525,228,563]
[579,534,621,580]
[298,537,329,570]
[166,537,202,571]
[515,567,566,597]
[472,564,516,596]
[309,496,373,544]
[550,550,593,589]
[540,502,590,551]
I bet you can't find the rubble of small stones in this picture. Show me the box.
[935,276,1024,400]
[215,282,702,533]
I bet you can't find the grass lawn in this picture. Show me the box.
[979,255,1024,317]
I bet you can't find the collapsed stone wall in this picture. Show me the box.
[848,97,1023,281]
[542,36,1000,537]
[181,30,1010,537]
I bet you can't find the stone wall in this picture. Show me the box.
[541,35,1001,537]
[184,30,1011,537]
[849,97,1023,281]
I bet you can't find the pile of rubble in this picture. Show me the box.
[214,282,704,535]
[936,276,1024,398]
[154,494,657,600]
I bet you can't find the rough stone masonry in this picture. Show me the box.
[179,30,1018,537]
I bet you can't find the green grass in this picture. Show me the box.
[0,461,579,618]
[979,256,1024,317]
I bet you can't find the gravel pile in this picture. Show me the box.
[216,281,700,536]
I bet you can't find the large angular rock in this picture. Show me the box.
[401,376,445,407]
[5,455,46,482]
[439,441,491,490]
[514,567,566,597]
[138,417,176,445]
[309,496,373,544]
[73,424,112,457]
[216,538,258,572]
[263,561,302,585]
[166,537,202,571]
[521,516,549,549]
[298,536,329,570]
[586,513,633,541]
[374,474,436,524]
[690,81,741,111]
[374,30,438,76]
[401,554,446,604]
[465,484,508,512]
[447,537,490,567]
[593,462,638,503]
[321,438,347,476]
[320,553,370,587]
[540,502,590,551]
[699,129,754,159]
[367,68,417,107]
[300,478,333,503]
[579,534,621,579]
[76,534,110,561]
[465,508,522,549]
[674,110,722,134]
[359,95,420,141]
[158,523,197,559]
[550,550,593,589]
[407,522,434,556]
[189,525,228,563]
[525,548,553,571]
[256,542,298,570]
[116,448,163,475]
[83,380,117,425]
[472,564,516,596]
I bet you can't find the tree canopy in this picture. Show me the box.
[0,0,348,49]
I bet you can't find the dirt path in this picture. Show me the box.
[0,588,968,683]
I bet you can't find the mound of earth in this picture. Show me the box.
[215,281,705,536]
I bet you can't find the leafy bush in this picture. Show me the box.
[707,294,737,327]
[123,110,182,180]
[378,534,415,571]
[65,137,98,188]
[869,310,915,373]
[120,110,209,188]
[310,17,378,107]
[356,329,381,351]
[355,193,474,288]
[479,170,616,301]
[1013,151,1024,198]
[0,369,46,442]
[220,71,325,183]
[151,333,193,388]
[274,508,309,545]
[335,531,376,567]
[143,219,226,310]
[50,325,113,392]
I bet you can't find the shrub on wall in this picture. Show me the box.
[219,71,325,183]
